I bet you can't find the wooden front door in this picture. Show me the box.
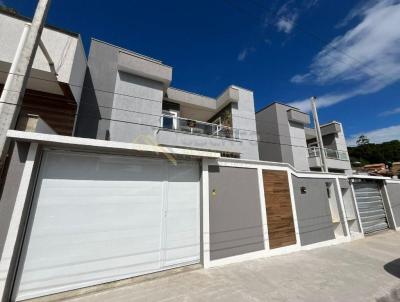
[263,170,297,249]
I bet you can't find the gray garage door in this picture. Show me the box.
[354,182,388,234]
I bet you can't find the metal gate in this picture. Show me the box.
[14,151,201,301]
[353,181,389,234]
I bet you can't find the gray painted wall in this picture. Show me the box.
[75,40,259,159]
[0,142,30,257]
[110,71,163,143]
[339,178,350,189]
[386,183,400,228]
[255,104,283,163]
[231,88,259,160]
[291,176,337,245]
[157,130,242,153]
[256,103,309,170]
[75,39,118,139]
[208,166,264,260]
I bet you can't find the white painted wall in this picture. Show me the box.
[0,13,86,102]
[231,87,259,160]
[288,121,309,171]
[334,123,350,152]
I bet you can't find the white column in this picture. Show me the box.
[335,178,350,238]
[349,181,364,235]
[201,159,211,268]
[257,168,270,251]
[381,182,398,230]
[287,170,301,247]
[0,143,39,300]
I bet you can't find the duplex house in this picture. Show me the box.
[1,26,400,302]
[0,9,86,230]
[75,39,259,160]
[256,102,352,174]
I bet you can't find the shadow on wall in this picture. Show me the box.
[74,68,100,138]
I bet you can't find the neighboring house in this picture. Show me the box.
[74,39,259,160]
[0,10,87,136]
[305,122,352,174]
[256,102,352,174]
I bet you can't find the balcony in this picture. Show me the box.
[160,114,239,139]
[156,114,241,154]
[308,147,349,161]
[307,147,351,172]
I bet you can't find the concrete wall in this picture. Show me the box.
[76,40,260,158]
[0,12,86,102]
[230,87,259,160]
[339,179,362,234]
[288,121,309,171]
[386,182,400,228]
[256,103,309,171]
[157,130,242,153]
[291,176,337,246]
[208,166,264,260]
[0,142,30,257]
[75,39,119,139]
[308,157,353,174]
[110,71,163,143]
[255,104,282,163]
[68,36,87,105]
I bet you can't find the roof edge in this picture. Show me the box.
[0,9,79,37]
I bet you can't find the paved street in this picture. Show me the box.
[57,232,400,302]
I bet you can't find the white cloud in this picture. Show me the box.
[237,47,255,62]
[272,0,318,34]
[289,91,359,112]
[303,0,319,9]
[276,14,298,33]
[346,124,400,146]
[237,49,248,61]
[289,0,400,109]
[379,106,400,117]
[274,0,298,34]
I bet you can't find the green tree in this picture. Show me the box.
[356,135,370,146]
[348,140,400,166]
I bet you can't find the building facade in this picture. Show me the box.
[2,18,399,302]
[0,10,86,136]
[256,102,352,174]
[75,39,259,160]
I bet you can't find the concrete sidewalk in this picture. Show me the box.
[56,232,400,302]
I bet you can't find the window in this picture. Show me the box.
[162,110,178,130]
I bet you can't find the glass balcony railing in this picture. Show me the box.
[308,147,349,161]
[161,114,239,139]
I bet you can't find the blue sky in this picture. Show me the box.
[4,0,400,145]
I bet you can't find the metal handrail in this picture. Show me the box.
[161,114,239,139]
[308,147,349,161]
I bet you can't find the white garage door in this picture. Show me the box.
[15,151,200,301]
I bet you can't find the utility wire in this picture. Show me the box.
[0,70,320,138]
